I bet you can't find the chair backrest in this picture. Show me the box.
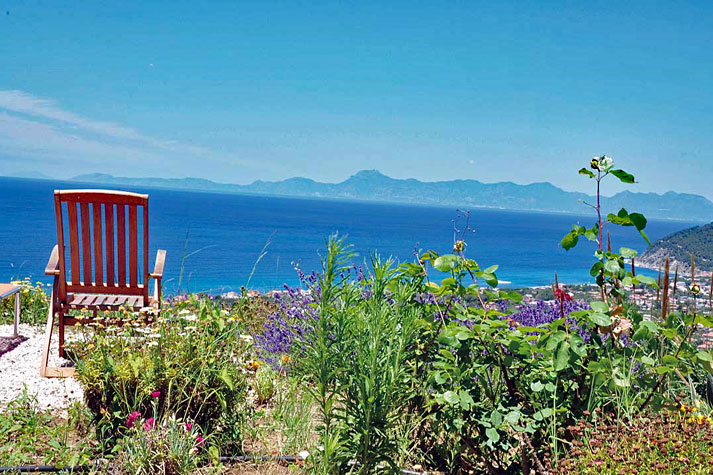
[53,190,149,301]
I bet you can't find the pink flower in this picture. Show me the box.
[151,390,161,398]
[144,417,155,431]
[196,434,204,446]
[126,411,141,428]
[185,423,193,431]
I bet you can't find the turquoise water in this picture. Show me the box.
[0,177,694,293]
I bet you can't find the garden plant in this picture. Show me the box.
[1,157,712,474]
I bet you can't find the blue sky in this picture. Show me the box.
[1,1,712,197]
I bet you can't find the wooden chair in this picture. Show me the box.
[42,190,166,378]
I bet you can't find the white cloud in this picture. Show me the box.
[0,89,294,180]
[0,89,208,154]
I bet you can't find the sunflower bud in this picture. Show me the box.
[590,157,600,170]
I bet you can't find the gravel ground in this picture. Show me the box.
[0,323,83,411]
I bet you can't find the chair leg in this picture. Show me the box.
[40,294,55,378]
[40,285,76,378]
[58,312,65,359]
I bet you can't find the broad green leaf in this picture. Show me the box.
[440,277,457,290]
[696,351,713,363]
[610,169,635,184]
[590,261,604,277]
[569,333,587,357]
[483,272,498,287]
[483,264,499,274]
[554,341,571,371]
[604,259,621,275]
[629,213,647,231]
[546,330,567,351]
[460,390,474,409]
[640,320,659,333]
[491,410,503,426]
[219,367,234,391]
[443,390,460,405]
[636,275,658,287]
[662,355,679,366]
[589,312,612,326]
[560,230,579,251]
[579,167,595,178]
[426,281,440,291]
[485,427,500,443]
[693,315,713,327]
[530,381,544,392]
[504,411,520,424]
[619,247,638,258]
[590,301,609,314]
[433,255,457,272]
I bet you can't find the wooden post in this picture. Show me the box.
[13,290,20,338]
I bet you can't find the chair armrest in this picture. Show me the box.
[150,249,166,279]
[45,245,60,276]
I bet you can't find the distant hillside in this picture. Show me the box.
[639,222,713,273]
[69,169,713,222]
[6,170,52,180]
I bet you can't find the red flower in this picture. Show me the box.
[144,417,155,431]
[126,411,141,428]
[196,434,204,446]
[554,287,572,303]
[151,390,161,398]
[185,423,193,432]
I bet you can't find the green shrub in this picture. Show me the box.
[294,236,423,474]
[0,277,49,326]
[251,365,278,404]
[70,297,251,454]
[0,387,94,466]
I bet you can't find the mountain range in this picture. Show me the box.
[11,169,713,222]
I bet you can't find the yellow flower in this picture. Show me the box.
[282,354,291,364]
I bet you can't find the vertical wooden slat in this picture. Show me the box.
[117,205,126,286]
[92,203,104,285]
[66,202,81,285]
[80,202,92,285]
[142,203,149,301]
[128,205,138,288]
[105,204,115,286]
[53,193,67,299]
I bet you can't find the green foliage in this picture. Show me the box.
[0,387,94,467]
[113,414,209,475]
[252,365,278,404]
[295,235,423,474]
[0,278,49,326]
[553,408,713,474]
[70,297,250,454]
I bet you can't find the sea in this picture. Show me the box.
[0,176,697,294]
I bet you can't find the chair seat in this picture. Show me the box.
[63,293,148,310]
